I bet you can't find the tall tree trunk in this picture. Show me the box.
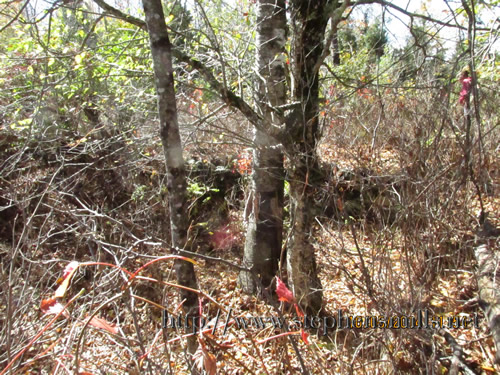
[285,0,331,315]
[239,0,287,294]
[332,23,341,65]
[142,0,199,354]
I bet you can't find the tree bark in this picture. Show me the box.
[475,216,500,364]
[284,0,331,315]
[332,23,341,65]
[239,0,287,294]
[142,0,199,354]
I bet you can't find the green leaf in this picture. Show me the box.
[165,14,174,24]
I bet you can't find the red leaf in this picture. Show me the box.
[59,261,79,282]
[40,298,69,318]
[459,72,472,105]
[300,329,310,345]
[55,261,79,298]
[276,277,295,303]
[87,316,118,334]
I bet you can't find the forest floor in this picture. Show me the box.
[1,120,500,374]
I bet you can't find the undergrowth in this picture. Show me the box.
[1,83,499,374]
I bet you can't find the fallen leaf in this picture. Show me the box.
[55,261,80,298]
[40,298,69,318]
[194,338,217,375]
[87,316,118,334]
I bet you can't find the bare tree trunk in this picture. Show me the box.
[239,0,287,294]
[286,157,323,315]
[475,215,500,364]
[142,0,199,355]
[332,23,341,65]
[284,0,331,314]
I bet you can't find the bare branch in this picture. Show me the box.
[91,0,270,138]
[92,0,146,29]
[313,0,351,76]
[0,0,29,33]
[352,0,492,32]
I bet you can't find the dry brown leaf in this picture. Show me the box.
[87,316,119,334]
[194,338,217,375]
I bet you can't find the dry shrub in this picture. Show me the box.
[313,70,499,372]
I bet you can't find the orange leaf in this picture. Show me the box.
[87,316,118,334]
[294,303,304,318]
[276,277,294,303]
[55,261,79,298]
